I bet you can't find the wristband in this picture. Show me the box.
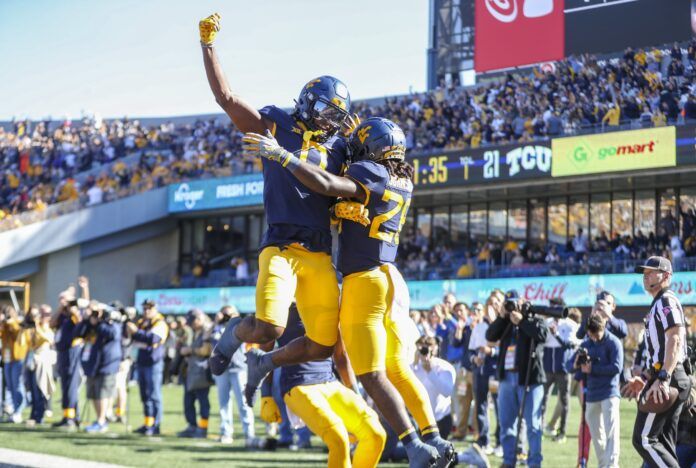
[200,41,214,49]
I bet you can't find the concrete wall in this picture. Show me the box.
[0,187,169,270]
[80,229,179,306]
[25,246,82,310]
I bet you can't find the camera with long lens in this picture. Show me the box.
[504,299,569,319]
[419,346,430,356]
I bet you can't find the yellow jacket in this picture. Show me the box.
[1,319,29,362]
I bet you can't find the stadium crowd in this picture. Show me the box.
[3,41,696,230]
[397,208,696,280]
[1,276,695,467]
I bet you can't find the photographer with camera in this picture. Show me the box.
[76,301,123,433]
[576,291,627,342]
[572,314,623,468]
[0,305,28,423]
[50,277,89,430]
[486,290,550,468]
[411,335,457,439]
[211,305,255,445]
[125,299,169,436]
[25,305,56,426]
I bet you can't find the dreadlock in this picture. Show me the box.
[379,159,414,182]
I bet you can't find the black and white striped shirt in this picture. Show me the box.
[644,288,688,369]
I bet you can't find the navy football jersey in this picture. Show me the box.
[338,160,413,275]
[277,304,335,396]
[258,106,348,253]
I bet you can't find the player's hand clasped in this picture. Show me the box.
[333,201,370,226]
[243,130,300,170]
[199,13,221,46]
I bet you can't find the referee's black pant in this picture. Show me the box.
[632,364,691,468]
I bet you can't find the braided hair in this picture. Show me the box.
[379,159,414,182]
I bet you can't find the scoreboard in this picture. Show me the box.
[409,142,552,188]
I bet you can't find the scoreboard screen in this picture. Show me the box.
[409,142,552,188]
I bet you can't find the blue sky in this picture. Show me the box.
[0,0,428,120]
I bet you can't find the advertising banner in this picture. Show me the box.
[168,173,264,213]
[551,126,676,177]
[474,0,565,71]
[136,271,696,314]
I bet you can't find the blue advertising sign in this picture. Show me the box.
[136,271,696,314]
[168,173,264,213]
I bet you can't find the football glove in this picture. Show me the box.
[333,200,370,227]
[243,130,300,171]
[199,13,221,46]
[260,396,282,424]
[342,113,361,137]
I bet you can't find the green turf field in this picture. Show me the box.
[0,383,644,467]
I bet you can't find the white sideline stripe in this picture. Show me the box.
[640,412,668,468]
[0,448,125,468]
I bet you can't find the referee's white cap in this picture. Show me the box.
[634,256,672,274]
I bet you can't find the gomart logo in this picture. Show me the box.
[173,183,204,210]
[552,127,675,177]
[571,139,658,168]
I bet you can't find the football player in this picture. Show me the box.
[198,14,363,379]
[242,118,455,468]
[259,303,386,467]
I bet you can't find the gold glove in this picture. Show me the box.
[342,113,361,137]
[199,13,221,45]
[333,201,370,227]
[260,396,282,424]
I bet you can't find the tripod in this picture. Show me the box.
[512,337,536,468]
[577,376,588,468]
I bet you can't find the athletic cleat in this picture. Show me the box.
[407,440,440,468]
[426,436,456,468]
[209,316,243,376]
[244,348,275,406]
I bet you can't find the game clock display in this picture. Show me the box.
[410,142,552,188]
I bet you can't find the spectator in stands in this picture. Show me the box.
[412,336,456,439]
[177,309,213,438]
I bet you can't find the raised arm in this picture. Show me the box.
[199,13,267,134]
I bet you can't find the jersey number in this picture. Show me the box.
[369,189,411,244]
[300,140,327,170]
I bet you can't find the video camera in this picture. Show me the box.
[576,347,591,366]
[504,299,568,319]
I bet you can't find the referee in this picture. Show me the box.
[627,256,692,467]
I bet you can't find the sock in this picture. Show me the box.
[421,425,440,442]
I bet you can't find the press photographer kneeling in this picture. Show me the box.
[77,302,123,433]
[573,314,623,468]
